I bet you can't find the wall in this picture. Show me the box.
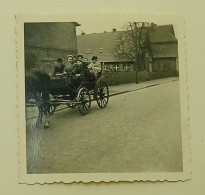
[24,22,78,52]
[153,58,177,72]
[24,22,79,70]
[103,71,136,85]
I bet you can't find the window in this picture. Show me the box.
[124,64,130,71]
[114,64,119,72]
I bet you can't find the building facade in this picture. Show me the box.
[77,30,134,72]
[77,24,178,85]
[24,22,80,73]
[147,24,178,79]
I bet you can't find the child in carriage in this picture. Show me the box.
[87,56,102,79]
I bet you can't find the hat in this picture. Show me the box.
[91,56,98,60]
[77,54,84,59]
[67,55,74,59]
[76,59,83,63]
[57,58,63,63]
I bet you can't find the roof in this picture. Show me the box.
[149,25,178,43]
[77,24,178,62]
[149,25,178,58]
[77,31,128,62]
[72,22,81,26]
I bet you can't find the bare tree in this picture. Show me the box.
[115,22,151,83]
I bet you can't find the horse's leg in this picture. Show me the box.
[35,92,43,128]
[36,106,43,128]
[44,112,50,128]
[42,89,50,129]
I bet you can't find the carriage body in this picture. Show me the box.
[49,71,109,115]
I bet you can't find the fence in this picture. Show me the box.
[103,71,136,86]
[103,70,178,86]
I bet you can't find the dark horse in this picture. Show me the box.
[25,68,51,128]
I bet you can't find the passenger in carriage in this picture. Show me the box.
[65,55,75,72]
[77,54,84,61]
[87,56,102,79]
[70,59,86,88]
[72,58,89,75]
[84,57,88,63]
[75,54,89,71]
[53,58,65,76]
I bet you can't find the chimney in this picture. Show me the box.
[151,23,157,29]
[112,28,117,33]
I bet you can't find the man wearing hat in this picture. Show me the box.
[70,58,88,89]
[87,56,101,78]
[54,57,65,76]
[77,54,84,61]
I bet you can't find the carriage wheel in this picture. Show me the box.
[96,81,109,108]
[77,88,91,115]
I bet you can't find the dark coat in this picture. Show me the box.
[54,64,65,75]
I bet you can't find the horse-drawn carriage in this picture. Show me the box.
[25,64,109,128]
[49,68,109,115]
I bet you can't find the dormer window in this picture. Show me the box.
[86,49,90,54]
[99,48,103,53]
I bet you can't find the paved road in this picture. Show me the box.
[26,81,183,173]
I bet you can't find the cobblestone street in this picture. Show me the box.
[26,78,183,173]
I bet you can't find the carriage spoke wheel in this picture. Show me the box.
[96,81,109,108]
[77,88,91,115]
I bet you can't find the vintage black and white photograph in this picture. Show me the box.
[17,14,190,183]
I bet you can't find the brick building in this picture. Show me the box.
[24,22,80,73]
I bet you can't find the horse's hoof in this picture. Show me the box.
[36,123,42,129]
[44,122,50,129]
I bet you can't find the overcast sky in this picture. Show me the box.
[72,14,178,38]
